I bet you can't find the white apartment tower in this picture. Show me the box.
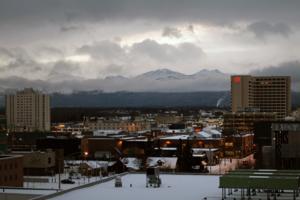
[6,88,50,132]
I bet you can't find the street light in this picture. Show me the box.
[209,145,212,174]
[83,151,89,183]
[58,157,62,191]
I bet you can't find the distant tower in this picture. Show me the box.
[231,75,291,119]
[6,88,51,132]
[231,75,252,113]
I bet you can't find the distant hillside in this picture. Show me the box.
[0,91,299,109]
[50,91,231,108]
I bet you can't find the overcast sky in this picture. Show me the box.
[0,0,300,85]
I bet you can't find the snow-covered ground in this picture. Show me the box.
[1,173,105,197]
[23,173,102,190]
[49,174,221,200]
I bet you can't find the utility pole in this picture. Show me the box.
[209,145,212,174]
[58,156,61,190]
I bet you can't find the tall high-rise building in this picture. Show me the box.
[231,75,291,119]
[6,88,50,132]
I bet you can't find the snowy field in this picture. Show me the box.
[49,174,221,200]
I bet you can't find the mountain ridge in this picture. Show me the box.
[0,68,230,93]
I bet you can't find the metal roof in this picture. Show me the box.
[220,169,300,190]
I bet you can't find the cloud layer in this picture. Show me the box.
[0,39,205,81]
[0,0,300,92]
[0,61,299,93]
[251,61,300,91]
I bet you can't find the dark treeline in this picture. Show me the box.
[51,106,228,123]
[1,91,300,122]
[50,91,231,108]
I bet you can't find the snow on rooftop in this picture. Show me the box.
[93,129,123,136]
[147,157,178,169]
[126,138,149,142]
[192,148,219,152]
[154,147,177,151]
[161,135,189,140]
[49,174,220,200]
[198,131,211,138]
[209,129,222,135]
[65,160,116,168]
[165,129,186,134]
[122,157,142,170]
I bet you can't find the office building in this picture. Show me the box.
[11,149,62,176]
[84,117,151,133]
[6,88,50,132]
[254,121,300,169]
[223,111,276,135]
[0,155,23,187]
[231,75,291,119]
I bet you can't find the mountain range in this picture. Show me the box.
[0,68,299,108]
[0,68,230,93]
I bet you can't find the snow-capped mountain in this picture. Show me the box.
[193,69,223,76]
[134,68,187,80]
[0,68,230,93]
[134,68,228,81]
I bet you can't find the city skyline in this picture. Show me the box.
[0,0,300,92]
[1,1,300,199]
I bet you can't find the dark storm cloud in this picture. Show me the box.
[0,60,300,93]
[0,0,299,93]
[187,25,194,33]
[0,39,205,81]
[76,39,204,73]
[162,27,182,38]
[60,25,83,32]
[77,40,125,60]
[247,21,292,39]
[251,61,300,90]
[131,39,204,64]
[47,61,83,82]
[0,0,300,26]
[0,48,42,72]
[33,46,64,60]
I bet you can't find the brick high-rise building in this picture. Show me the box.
[6,88,50,132]
[231,76,291,119]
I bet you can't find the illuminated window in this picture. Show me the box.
[225,142,234,147]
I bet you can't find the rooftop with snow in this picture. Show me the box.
[48,174,220,200]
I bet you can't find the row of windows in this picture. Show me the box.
[250,99,287,102]
[252,84,287,87]
[0,162,19,170]
[0,174,19,183]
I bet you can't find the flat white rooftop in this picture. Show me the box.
[49,174,220,200]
